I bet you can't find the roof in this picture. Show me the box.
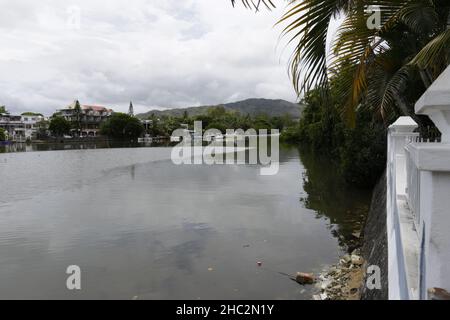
[65,101,113,112]
[82,105,113,112]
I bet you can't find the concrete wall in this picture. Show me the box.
[361,172,388,300]
[387,65,450,299]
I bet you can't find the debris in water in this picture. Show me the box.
[243,244,250,248]
[295,272,316,285]
[208,267,214,271]
[257,261,262,267]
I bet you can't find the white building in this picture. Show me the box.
[21,114,45,140]
[0,113,25,141]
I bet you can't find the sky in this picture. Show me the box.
[0,0,300,116]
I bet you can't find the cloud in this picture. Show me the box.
[0,0,297,115]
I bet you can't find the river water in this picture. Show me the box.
[0,143,371,299]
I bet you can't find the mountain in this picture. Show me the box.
[136,98,304,119]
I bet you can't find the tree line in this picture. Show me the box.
[47,106,295,139]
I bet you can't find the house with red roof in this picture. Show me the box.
[58,101,114,137]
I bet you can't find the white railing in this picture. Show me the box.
[388,65,450,300]
[405,142,421,226]
[387,118,419,300]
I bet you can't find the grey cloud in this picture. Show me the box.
[0,0,297,115]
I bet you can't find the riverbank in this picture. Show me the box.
[310,172,388,300]
[313,249,365,300]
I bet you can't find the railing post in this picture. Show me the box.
[387,116,418,300]
[412,65,450,299]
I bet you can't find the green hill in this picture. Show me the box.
[136,98,304,119]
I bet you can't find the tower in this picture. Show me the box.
[128,101,134,117]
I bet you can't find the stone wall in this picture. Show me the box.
[361,172,388,300]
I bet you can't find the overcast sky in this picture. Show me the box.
[0,0,301,115]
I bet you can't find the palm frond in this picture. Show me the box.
[410,29,450,77]
[277,0,353,95]
[231,0,276,10]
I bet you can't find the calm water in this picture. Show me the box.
[0,144,370,299]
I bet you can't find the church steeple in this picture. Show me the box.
[128,101,134,116]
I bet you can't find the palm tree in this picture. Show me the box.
[74,100,82,136]
[233,0,450,125]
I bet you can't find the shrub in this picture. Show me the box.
[100,113,144,139]
[49,116,71,137]
[291,88,387,188]
[0,128,6,141]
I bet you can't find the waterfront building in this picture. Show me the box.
[58,101,114,137]
[0,113,25,141]
[21,113,46,140]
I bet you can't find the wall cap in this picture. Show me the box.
[405,143,450,171]
[389,116,418,133]
[415,66,450,142]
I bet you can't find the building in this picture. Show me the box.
[58,101,114,137]
[0,113,25,141]
[21,113,46,140]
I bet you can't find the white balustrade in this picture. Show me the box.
[388,66,450,300]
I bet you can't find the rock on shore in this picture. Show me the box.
[313,249,365,300]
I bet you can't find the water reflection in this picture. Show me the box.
[298,146,372,252]
[0,140,171,153]
[0,144,371,299]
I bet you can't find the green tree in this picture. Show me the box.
[73,100,82,136]
[235,0,450,126]
[21,112,44,117]
[207,106,227,119]
[49,116,71,137]
[0,128,7,141]
[100,113,144,139]
[36,119,49,139]
[0,106,7,114]
[182,110,189,122]
[295,86,386,187]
